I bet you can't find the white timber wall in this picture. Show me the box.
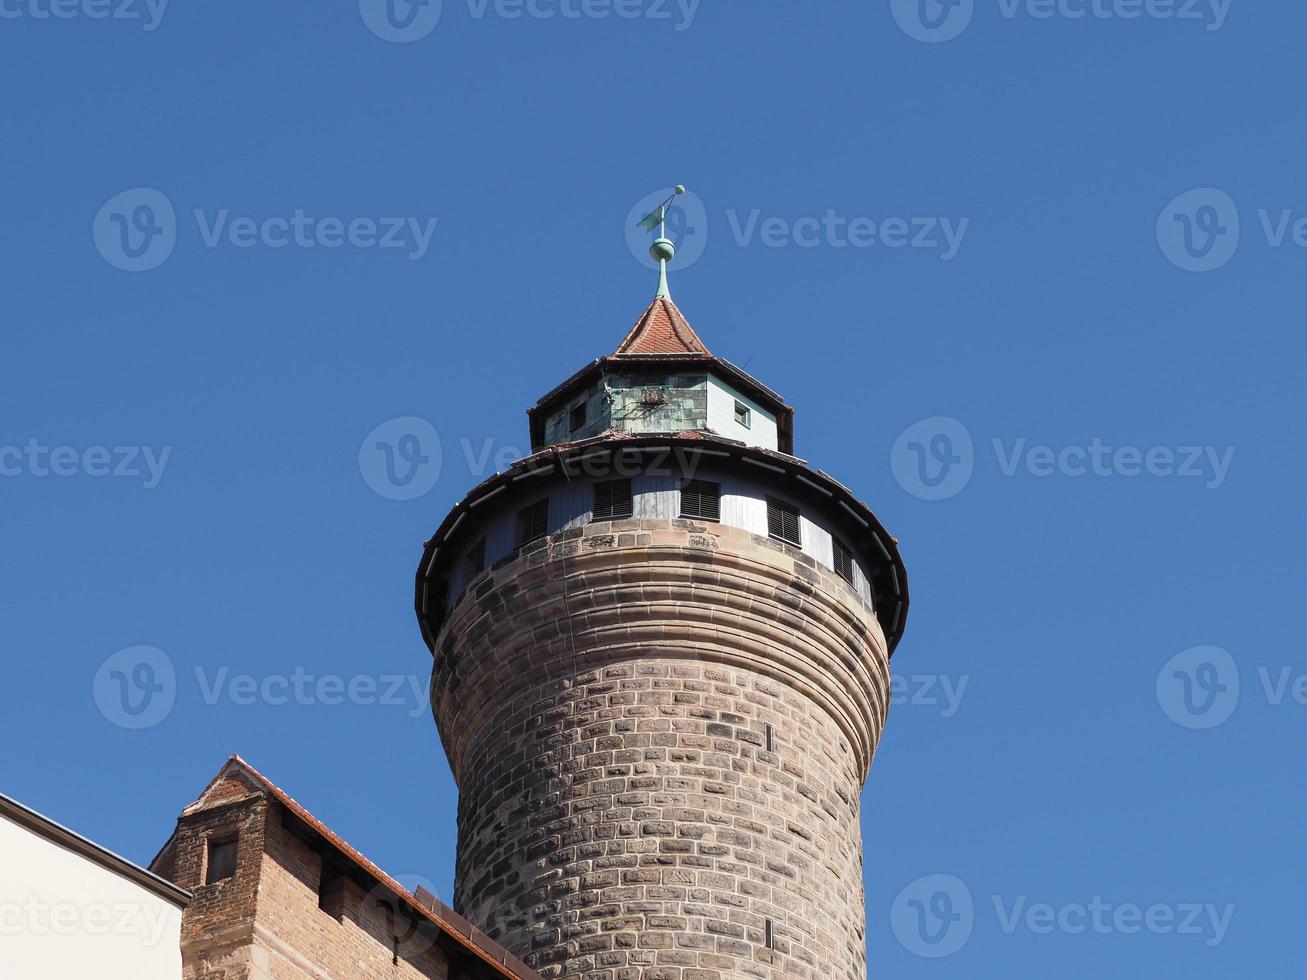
[705,375,779,451]
[0,812,184,980]
[449,462,875,607]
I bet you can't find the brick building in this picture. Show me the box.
[149,756,541,980]
[414,234,910,978]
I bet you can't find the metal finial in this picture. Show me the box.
[638,185,686,300]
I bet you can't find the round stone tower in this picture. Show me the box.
[415,233,909,980]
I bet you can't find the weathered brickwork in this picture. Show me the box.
[152,763,534,980]
[431,518,892,980]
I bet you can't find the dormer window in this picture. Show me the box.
[569,403,587,433]
[734,400,752,428]
[205,836,238,885]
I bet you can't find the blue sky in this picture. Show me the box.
[1,1,1302,975]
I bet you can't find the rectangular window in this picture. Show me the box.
[465,538,486,581]
[517,499,549,546]
[680,480,721,522]
[767,497,802,547]
[592,478,633,521]
[569,402,587,433]
[833,537,855,583]
[734,400,752,428]
[205,837,238,885]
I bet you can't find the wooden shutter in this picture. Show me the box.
[767,497,801,546]
[465,538,486,578]
[833,537,854,583]
[680,480,721,521]
[593,479,633,520]
[517,499,549,545]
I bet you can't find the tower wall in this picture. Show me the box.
[430,516,891,980]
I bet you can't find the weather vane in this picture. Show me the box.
[637,184,686,299]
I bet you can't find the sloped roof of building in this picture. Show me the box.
[613,296,712,356]
[160,756,541,980]
[0,791,190,908]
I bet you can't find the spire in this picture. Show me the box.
[638,185,686,301]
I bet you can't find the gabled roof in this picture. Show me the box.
[613,296,711,356]
[0,792,190,908]
[159,756,540,980]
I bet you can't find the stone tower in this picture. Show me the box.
[415,226,909,980]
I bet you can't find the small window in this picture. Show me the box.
[517,499,549,546]
[593,479,633,521]
[205,837,238,885]
[680,480,721,522]
[465,538,486,581]
[569,402,587,433]
[833,537,855,584]
[734,400,752,429]
[767,497,801,547]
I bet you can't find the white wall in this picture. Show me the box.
[449,462,875,608]
[0,812,184,980]
[706,375,779,451]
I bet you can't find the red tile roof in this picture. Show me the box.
[183,756,541,980]
[614,296,711,356]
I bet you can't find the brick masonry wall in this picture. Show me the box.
[431,518,892,980]
[154,769,454,980]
